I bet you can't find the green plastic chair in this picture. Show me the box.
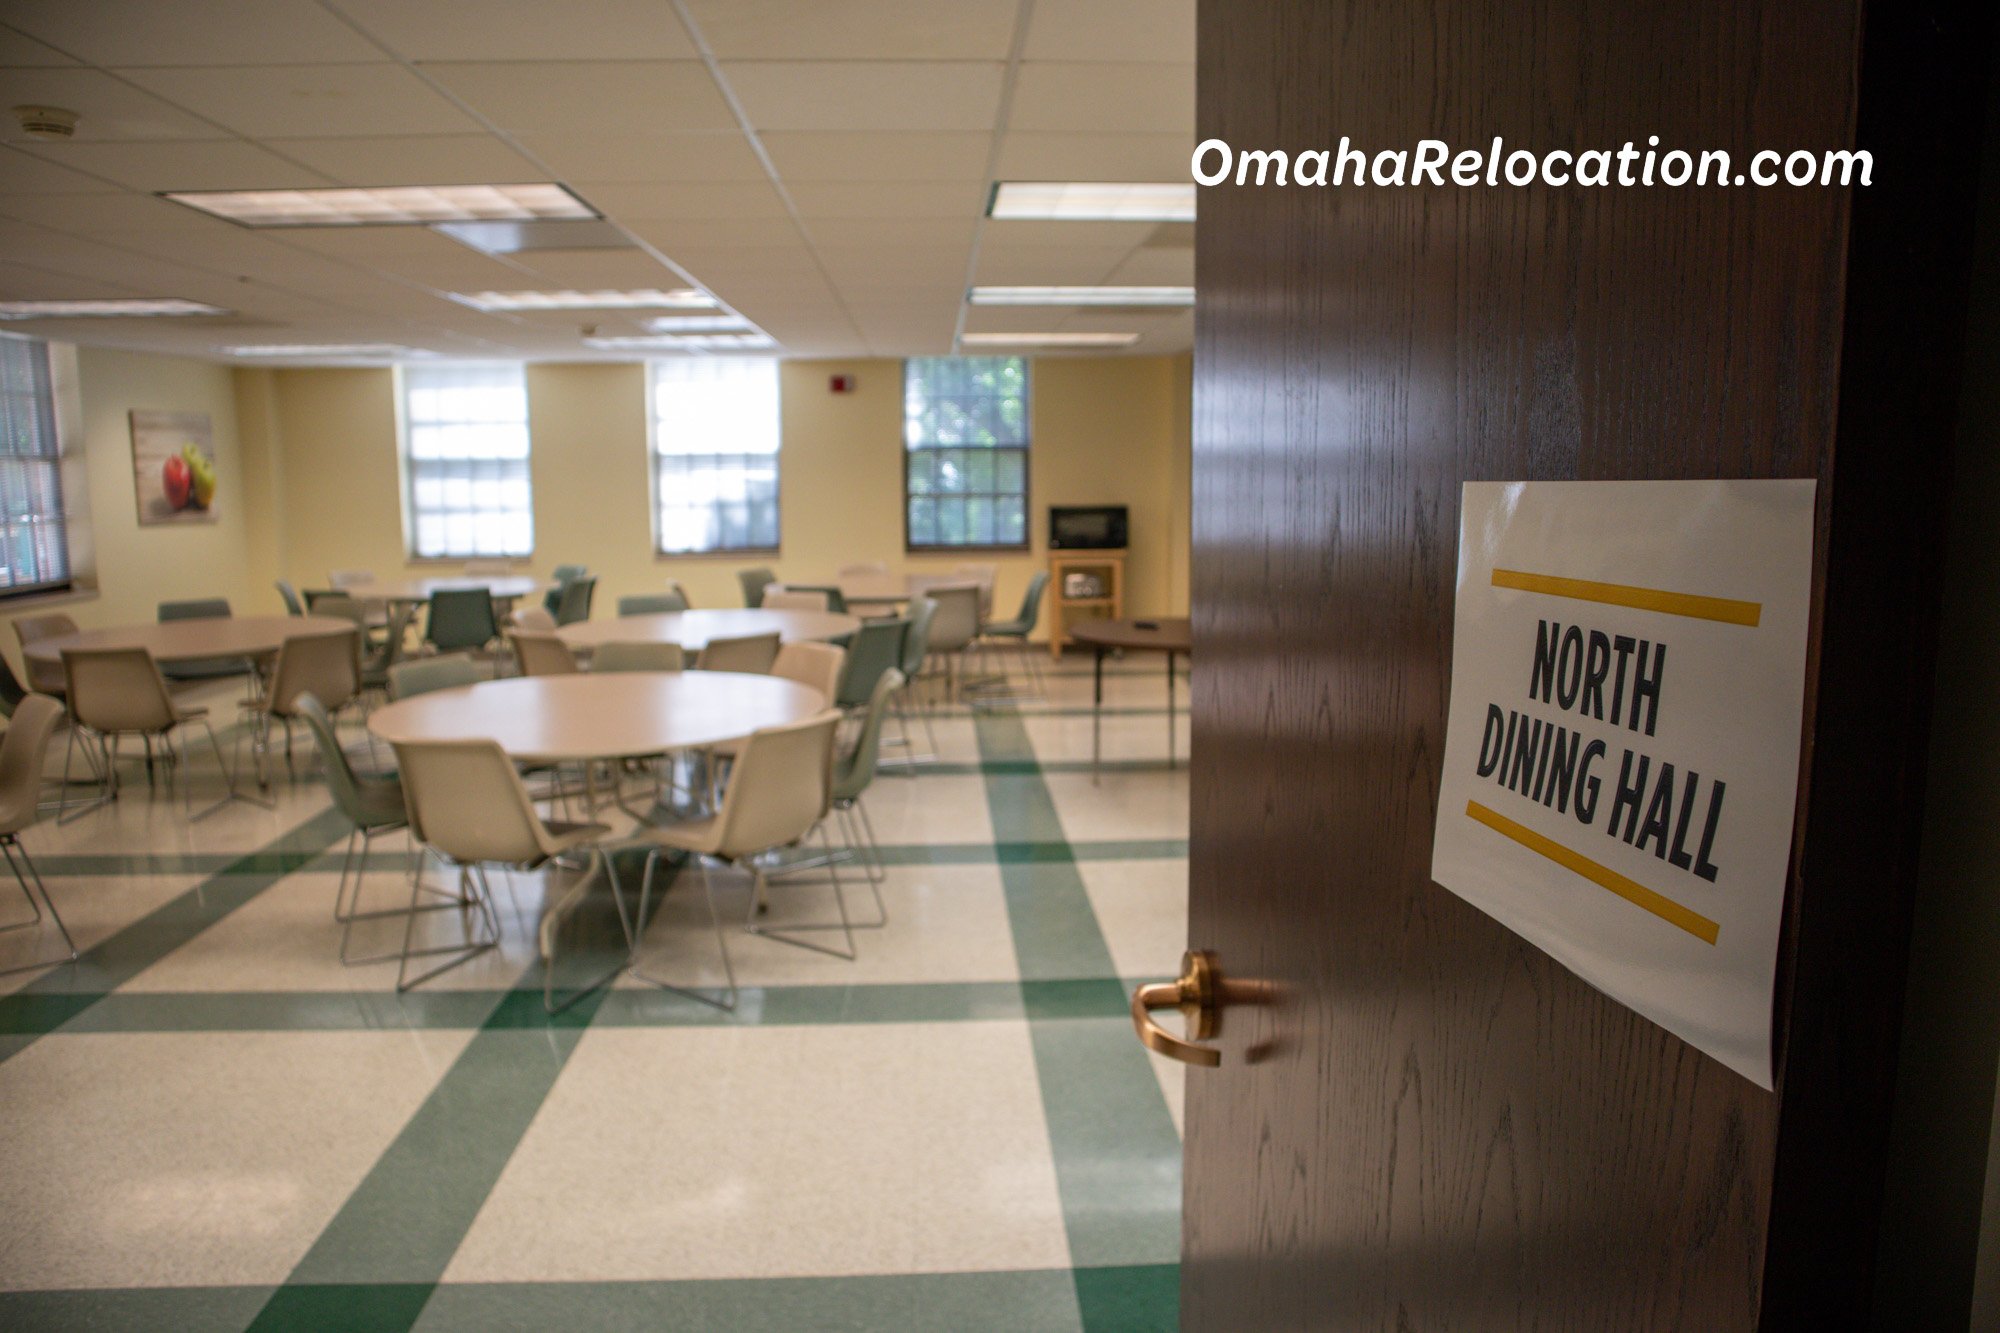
[296,692,447,966]
[591,641,685,673]
[834,617,907,710]
[827,667,904,911]
[737,566,776,608]
[158,597,247,682]
[276,581,306,617]
[387,654,482,700]
[0,651,27,718]
[361,604,417,695]
[618,591,688,616]
[424,588,500,654]
[886,595,938,766]
[977,570,1050,694]
[784,583,848,614]
[543,564,588,618]
[552,575,597,626]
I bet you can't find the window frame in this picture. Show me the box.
[901,356,1032,554]
[398,362,536,563]
[0,336,73,601]
[646,357,783,558]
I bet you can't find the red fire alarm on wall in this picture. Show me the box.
[829,374,856,393]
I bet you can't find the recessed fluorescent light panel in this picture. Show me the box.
[642,315,754,333]
[960,332,1141,348]
[988,182,1195,222]
[226,344,416,358]
[582,333,776,351]
[968,285,1194,307]
[0,299,229,319]
[449,289,716,312]
[163,184,595,227]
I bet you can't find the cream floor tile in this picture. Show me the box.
[444,1022,1071,1282]
[878,711,983,766]
[1041,768,1190,844]
[0,871,206,995]
[850,772,994,847]
[1018,712,1182,765]
[0,1028,472,1289]
[1077,859,1189,982]
[1148,1050,1187,1138]
[22,775,334,857]
[617,861,1020,990]
[117,863,568,993]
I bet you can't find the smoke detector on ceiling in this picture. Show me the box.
[13,106,78,140]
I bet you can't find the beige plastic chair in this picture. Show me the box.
[763,588,830,612]
[511,631,579,677]
[698,632,781,673]
[14,613,77,696]
[240,627,363,788]
[618,709,849,1007]
[951,563,998,618]
[390,736,614,1004]
[923,584,983,700]
[509,606,557,632]
[712,642,844,763]
[0,695,76,976]
[387,654,482,700]
[591,641,685,673]
[59,646,237,822]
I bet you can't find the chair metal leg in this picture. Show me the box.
[542,847,626,1013]
[396,854,501,992]
[621,851,738,1011]
[338,827,471,965]
[56,727,114,825]
[0,835,77,976]
[189,719,253,820]
[745,824,858,959]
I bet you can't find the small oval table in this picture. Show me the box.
[557,608,860,656]
[366,671,826,764]
[21,614,357,668]
[1067,617,1192,782]
[334,575,545,607]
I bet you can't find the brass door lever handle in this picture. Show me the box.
[1131,949,1223,1067]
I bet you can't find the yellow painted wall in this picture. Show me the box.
[0,345,275,678]
[254,355,1192,636]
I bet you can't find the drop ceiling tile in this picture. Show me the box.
[803,216,977,250]
[760,131,991,182]
[519,132,766,183]
[0,28,80,66]
[817,241,969,280]
[20,139,337,192]
[0,146,122,194]
[1104,246,1194,286]
[0,260,141,299]
[993,132,1194,182]
[263,134,548,187]
[505,248,689,289]
[0,69,228,142]
[582,181,789,221]
[684,0,1017,60]
[6,1,383,66]
[1023,0,1195,64]
[786,180,986,218]
[421,61,736,134]
[119,64,482,139]
[1009,62,1194,136]
[0,192,238,234]
[724,62,1003,132]
[625,218,808,251]
[328,0,697,60]
[971,244,1133,285]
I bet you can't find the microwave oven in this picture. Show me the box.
[1049,505,1128,550]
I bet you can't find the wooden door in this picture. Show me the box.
[1177,1,1989,1327]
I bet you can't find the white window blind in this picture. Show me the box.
[0,338,70,596]
[403,363,533,559]
[649,358,780,554]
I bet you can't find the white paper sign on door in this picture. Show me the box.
[1431,480,1815,1089]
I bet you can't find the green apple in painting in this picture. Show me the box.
[184,444,216,509]
[162,452,192,509]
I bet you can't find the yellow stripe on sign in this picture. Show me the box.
[1490,568,1762,627]
[1464,800,1721,945]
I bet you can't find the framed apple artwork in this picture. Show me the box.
[129,409,219,525]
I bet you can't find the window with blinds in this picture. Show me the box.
[649,358,781,554]
[402,363,533,559]
[903,356,1029,550]
[0,338,71,597]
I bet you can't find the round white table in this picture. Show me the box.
[557,608,860,655]
[335,575,544,606]
[21,614,357,667]
[366,671,826,764]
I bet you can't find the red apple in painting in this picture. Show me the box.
[162,454,192,510]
